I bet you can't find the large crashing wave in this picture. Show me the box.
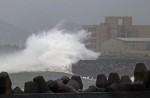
[0,28,99,73]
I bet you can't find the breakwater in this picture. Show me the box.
[72,58,150,78]
[0,62,150,95]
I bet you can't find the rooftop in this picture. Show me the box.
[117,38,150,42]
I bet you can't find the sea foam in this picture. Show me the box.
[0,28,99,73]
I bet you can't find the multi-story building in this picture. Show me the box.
[83,16,150,56]
[101,38,150,57]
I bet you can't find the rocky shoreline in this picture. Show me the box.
[0,62,150,96]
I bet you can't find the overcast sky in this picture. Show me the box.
[0,0,150,32]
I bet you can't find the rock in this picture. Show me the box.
[105,83,119,92]
[143,70,150,90]
[57,83,78,93]
[134,62,147,82]
[83,85,99,92]
[47,80,59,93]
[24,81,39,93]
[121,75,132,83]
[33,76,52,93]
[0,72,12,95]
[96,74,110,88]
[66,80,80,91]
[131,81,145,91]
[71,75,83,90]
[54,79,63,84]
[47,80,78,93]
[118,83,132,91]
[108,72,120,84]
[12,86,24,94]
[61,76,70,84]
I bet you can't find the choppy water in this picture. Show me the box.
[9,72,95,90]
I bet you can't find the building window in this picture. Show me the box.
[129,44,135,50]
[87,28,96,33]
[146,43,150,50]
[118,19,123,25]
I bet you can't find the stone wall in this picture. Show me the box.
[72,59,150,78]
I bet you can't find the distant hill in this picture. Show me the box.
[0,20,31,45]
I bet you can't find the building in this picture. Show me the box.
[83,25,104,52]
[83,16,150,57]
[101,38,150,57]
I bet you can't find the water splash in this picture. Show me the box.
[0,28,99,73]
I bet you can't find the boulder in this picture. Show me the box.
[131,81,145,91]
[33,76,52,93]
[96,74,110,88]
[66,80,80,91]
[83,85,99,92]
[0,72,12,95]
[143,70,150,90]
[47,80,59,93]
[24,81,39,93]
[54,79,63,84]
[12,86,24,94]
[58,83,78,93]
[105,83,119,92]
[108,72,120,84]
[134,62,147,82]
[71,75,83,89]
[61,76,70,84]
[118,83,132,91]
[121,75,132,83]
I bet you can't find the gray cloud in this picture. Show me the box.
[0,0,150,32]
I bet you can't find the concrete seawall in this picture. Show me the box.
[72,58,150,78]
[0,60,150,97]
[1,92,150,98]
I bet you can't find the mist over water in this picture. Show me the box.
[0,28,99,73]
